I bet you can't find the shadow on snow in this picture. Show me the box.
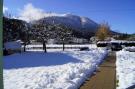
[126,84,135,89]
[4,52,82,69]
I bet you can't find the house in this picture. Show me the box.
[72,37,89,44]
[4,40,22,55]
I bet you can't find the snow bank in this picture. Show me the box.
[116,50,135,89]
[4,48,107,89]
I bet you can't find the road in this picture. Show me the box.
[80,52,116,89]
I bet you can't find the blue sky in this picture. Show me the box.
[3,0,135,34]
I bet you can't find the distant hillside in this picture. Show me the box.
[3,17,30,42]
[3,14,122,43]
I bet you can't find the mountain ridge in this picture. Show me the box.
[30,13,99,32]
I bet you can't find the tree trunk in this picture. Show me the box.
[43,41,47,53]
[24,44,26,52]
[44,43,47,53]
[63,42,65,51]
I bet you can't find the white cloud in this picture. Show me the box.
[18,3,67,22]
[3,6,8,13]
[19,3,45,22]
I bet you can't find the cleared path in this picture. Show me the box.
[80,52,116,89]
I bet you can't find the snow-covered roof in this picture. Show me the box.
[111,40,135,43]
[97,40,135,44]
[123,47,135,52]
[16,40,24,44]
[97,41,110,44]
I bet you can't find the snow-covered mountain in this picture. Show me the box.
[81,17,98,31]
[17,3,98,33]
[32,13,99,32]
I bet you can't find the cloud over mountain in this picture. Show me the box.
[18,3,67,22]
[19,3,45,22]
[18,3,98,34]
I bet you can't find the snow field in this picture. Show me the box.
[4,47,107,89]
[116,50,135,89]
[25,44,97,49]
[25,44,97,52]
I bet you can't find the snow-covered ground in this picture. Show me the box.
[25,44,97,49]
[116,50,135,89]
[4,46,107,89]
[25,44,97,52]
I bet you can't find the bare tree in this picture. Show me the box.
[96,22,111,41]
[56,24,72,51]
[32,21,50,53]
[31,22,73,52]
